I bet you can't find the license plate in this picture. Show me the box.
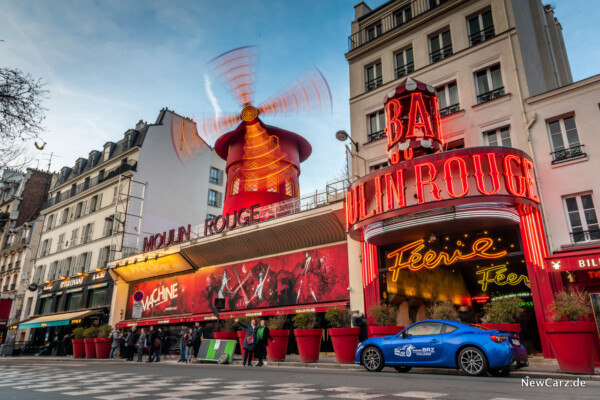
[511,339,520,346]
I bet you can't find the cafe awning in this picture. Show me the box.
[18,309,103,329]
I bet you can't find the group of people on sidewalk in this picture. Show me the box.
[235,318,271,367]
[110,325,168,362]
[177,322,205,363]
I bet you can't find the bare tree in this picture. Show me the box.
[0,68,48,170]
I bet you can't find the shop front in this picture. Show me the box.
[17,271,113,352]
[345,78,555,357]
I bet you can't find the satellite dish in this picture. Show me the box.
[335,130,349,142]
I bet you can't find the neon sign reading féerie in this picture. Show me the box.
[386,237,507,282]
[476,265,529,291]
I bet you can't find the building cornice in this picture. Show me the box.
[525,74,600,108]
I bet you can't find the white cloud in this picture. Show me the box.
[204,74,221,119]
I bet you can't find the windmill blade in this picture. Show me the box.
[198,112,242,143]
[209,45,257,107]
[258,67,332,117]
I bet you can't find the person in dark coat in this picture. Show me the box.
[235,318,257,366]
[192,322,203,361]
[254,319,270,367]
[146,326,156,362]
[351,311,368,342]
[126,327,139,361]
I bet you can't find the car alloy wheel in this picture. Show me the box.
[458,347,488,376]
[362,346,384,372]
[393,366,412,373]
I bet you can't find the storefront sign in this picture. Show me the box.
[59,277,84,289]
[41,272,111,292]
[142,225,191,252]
[204,204,260,236]
[125,243,349,319]
[345,148,540,235]
[548,253,600,271]
[476,264,529,291]
[387,237,507,282]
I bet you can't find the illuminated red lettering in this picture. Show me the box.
[346,188,358,227]
[443,157,469,198]
[503,155,526,197]
[374,175,384,214]
[472,153,501,195]
[406,93,434,139]
[385,170,406,210]
[415,163,442,204]
[431,96,443,145]
[358,183,375,220]
[385,98,403,152]
[522,158,540,203]
[142,235,156,253]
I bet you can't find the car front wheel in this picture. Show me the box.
[361,346,384,372]
[458,347,488,376]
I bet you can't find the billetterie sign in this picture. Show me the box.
[345,147,540,234]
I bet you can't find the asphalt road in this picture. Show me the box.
[0,359,597,400]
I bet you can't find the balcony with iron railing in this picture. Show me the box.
[551,144,586,164]
[395,62,414,79]
[476,87,505,104]
[469,25,495,46]
[439,103,461,117]
[42,161,137,210]
[365,76,383,92]
[348,0,451,51]
[429,44,453,64]
[571,228,600,244]
[368,130,387,142]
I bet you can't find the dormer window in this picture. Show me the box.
[102,143,113,161]
[89,150,100,167]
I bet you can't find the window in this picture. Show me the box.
[368,110,386,142]
[404,322,443,336]
[209,167,223,185]
[394,5,412,27]
[81,223,94,244]
[429,29,452,63]
[66,291,83,311]
[365,62,383,92]
[49,261,59,280]
[74,202,83,219]
[370,161,389,172]
[266,175,279,193]
[70,228,79,247]
[442,323,459,334]
[565,194,600,243]
[246,174,258,192]
[208,189,221,207]
[61,257,73,278]
[87,287,108,308]
[38,238,51,257]
[40,298,53,315]
[61,208,69,224]
[484,126,511,147]
[98,246,110,269]
[429,0,448,9]
[365,22,382,42]
[112,186,118,204]
[548,116,584,163]
[103,216,113,237]
[475,64,504,103]
[230,176,240,196]
[436,81,459,116]
[395,47,414,79]
[89,194,101,213]
[76,252,91,274]
[98,169,105,181]
[102,145,111,161]
[445,138,465,150]
[468,9,495,45]
[45,214,55,231]
[57,233,66,252]
[285,179,294,197]
[206,214,216,221]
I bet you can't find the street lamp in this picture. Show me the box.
[335,130,359,152]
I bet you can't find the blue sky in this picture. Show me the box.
[1,0,598,195]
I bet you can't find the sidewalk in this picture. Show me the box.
[2,354,598,381]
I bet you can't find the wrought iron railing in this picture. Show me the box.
[395,62,415,79]
[551,144,586,163]
[348,0,450,51]
[476,87,505,104]
[42,161,137,210]
[368,130,387,142]
[439,103,460,117]
[365,76,383,92]
[469,25,495,46]
[429,44,453,63]
[571,229,600,243]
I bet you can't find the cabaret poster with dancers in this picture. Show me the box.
[126,243,349,318]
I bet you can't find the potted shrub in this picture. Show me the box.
[213,318,238,339]
[325,308,359,364]
[543,288,596,374]
[72,327,86,358]
[83,326,99,358]
[429,300,458,320]
[266,315,289,362]
[368,303,404,338]
[293,312,321,363]
[94,324,113,359]
[479,298,522,333]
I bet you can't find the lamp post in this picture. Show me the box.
[335,130,359,152]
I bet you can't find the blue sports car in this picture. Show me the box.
[355,320,528,376]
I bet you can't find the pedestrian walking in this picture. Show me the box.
[235,318,257,366]
[185,329,194,363]
[255,319,270,367]
[136,328,147,362]
[192,322,203,361]
[110,328,120,359]
[351,311,368,342]
[149,327,163,362]
[146,326,156,362]
[126,326,139,361]
[177,325,188,363]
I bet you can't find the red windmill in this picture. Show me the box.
[172,46,332,216]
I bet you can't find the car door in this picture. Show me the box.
[391,322,444,365]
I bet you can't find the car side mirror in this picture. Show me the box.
[401,330,407,339]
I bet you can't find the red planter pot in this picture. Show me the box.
[328,327,359,364]
[544,321,596,374]
[367,325,404,338]
[294,328,322,363]
[213,332,237,340]
[267,329,290,362]
[478,323,521,333]
[236,331,247,358]
[72,339,86,359]
[84,338,96,358]
[94,338,112,359]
